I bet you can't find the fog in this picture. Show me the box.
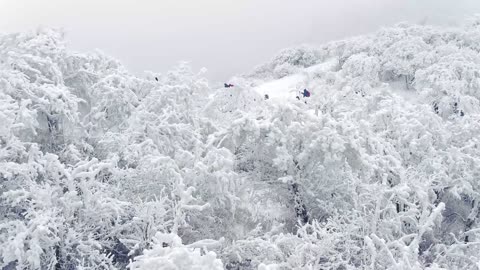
[1,0,480,81]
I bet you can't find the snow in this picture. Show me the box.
[3,21,480,270]
[252,59,338,102]
[389,79,419,104]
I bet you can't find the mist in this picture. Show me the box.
[1,0,480,81]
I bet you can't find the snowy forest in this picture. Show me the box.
[2,17,480,270]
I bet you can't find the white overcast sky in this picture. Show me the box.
[1,0,480,81]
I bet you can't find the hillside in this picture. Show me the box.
[1,19,480,270]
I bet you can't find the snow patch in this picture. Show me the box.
[253,59,338,102]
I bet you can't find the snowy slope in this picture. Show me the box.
[252,59,338,102]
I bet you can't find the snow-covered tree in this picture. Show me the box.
[3,17,480,270]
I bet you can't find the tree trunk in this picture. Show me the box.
[290,182,309,224]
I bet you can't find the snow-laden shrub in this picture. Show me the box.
[129,233,223,270]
